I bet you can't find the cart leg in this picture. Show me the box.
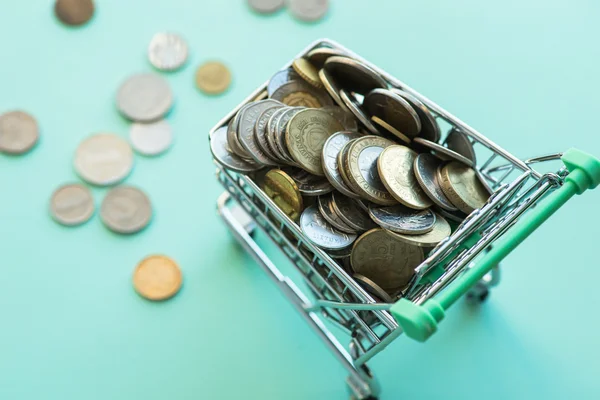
[346,342,380,400]
[466,265,500,304]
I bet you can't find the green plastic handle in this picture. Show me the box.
[391,148,600,342]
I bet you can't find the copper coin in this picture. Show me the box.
[54,0,94,26]
[133,255,182,301]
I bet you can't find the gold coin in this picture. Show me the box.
[345,136,397,205]
[133,255,182,301]
[262,169,304,221]
[370,116,411,145]
[282,92,320,108]
[377,145,433,210]
[54,0,94,26]
[292,58,323,89]
[195,61,231,95]
[438,162,490,214]
[351,228,424,291]
[385,213,451,248]
[286,109,344,176]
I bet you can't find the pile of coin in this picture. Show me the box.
[211,44,493,300]
[248,0,329,22]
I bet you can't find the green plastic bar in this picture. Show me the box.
[391,148,600,342]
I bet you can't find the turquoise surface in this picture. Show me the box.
[1,1,599,399]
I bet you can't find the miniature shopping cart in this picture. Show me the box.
[209,39,600,399]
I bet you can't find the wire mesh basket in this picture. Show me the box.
[209,39,600,399]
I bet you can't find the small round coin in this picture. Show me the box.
[49,183,95,226]
[54,0,94,26]
[238,100,282,166]
[445,128,476,163]
[351,228,424,291]
[321,131,362,198]
[413,153,458,211]
[271,80,332,108]
[117,73,173,122]
[364,89,421,137]
[248,0,285,13]
[100,186,152,234]
[262,169,303,221]
[148,32,188,71]
[289,0,329,22]
[413,137,474,167]
[330,192,377,232]
[353,273,394,303]
[324,56,387,95]
[385,213,451,248]
[391,89,440,142]
[210,126,261,173]
[133,255,182,301]
[228,103,254,159]
[130,119,173,156]
[286,109,344,176]
[0,110,39,154]
[74,133,134,186]
[368,204,436,235]
[267,68,301,97]
[292,58,322,88]
[317,194,357,234]
[301,205,357,250]
[439,162,490,214]
[377,145,433,209]
[195,61,232,95]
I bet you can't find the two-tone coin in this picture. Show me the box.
[317,194,356,234]
[271,80,332,108]
[130,119,173,156]
[324,56,387,95]
[339,90,379,135]
[413,137,474,167]
[445,128,476,163]
[211,126,261,173]
[100,186,152,234]
[413,153,457,211]
[368,204,436,234]
[300,205,357,250]
[282,167,333,196]
[49,183,95,226]
[0,110,39,154]
[148,32,188,71]
[74,133,134,186]
[330,192,377,232]
[262,169,303,221]
[385,212,451,248]
[392,89,440,142]
[117,73,173,122]
[439,162,490,214]
[364,89,421,137]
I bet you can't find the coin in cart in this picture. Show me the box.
[300,205,356,251]
[439,162,490,214]
[262,169,303,221]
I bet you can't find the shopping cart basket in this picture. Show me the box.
[209,39,600,399]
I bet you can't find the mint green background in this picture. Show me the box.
[1,1,599,399]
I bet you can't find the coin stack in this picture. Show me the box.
[211,44,493,301]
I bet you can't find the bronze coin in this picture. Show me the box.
[324,56,387,95]
[54,0,95,26]
[363,89,421,137]
[133,255,182,301]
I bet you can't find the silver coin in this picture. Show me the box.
[147,32,188,71]
[283,167,333,196]
[353,273,394,303]
[248,0,285,13]
[238,100,282,166]
[413,137,474,167]
[129,119,173,156]
[116,73,173,122]
[392,89,440,142]
[321,106,358,131]
[321,131,362,198]
[339,89,379,135]
[74,133,134,186]
[49,183,95,226]
[100,186,152,234]
[318,69,350,113]
[271,80,333,108]
[267,68,300,97]
[266,107,290,162]
[435,206,467,224]
[228,104,254,159]
[368,204,436,235]
[276,107,303,164]
[363,89,421,137]
[445,128,476,163]
[324,56,387,95]
[317,194,357,234]
[331,192,377,232]
[254,104,284,161]
[386,212,451,248]
[300,205,357,250]
[0,110,39,154]
[413,153,458,211]
[289,0,329,22]
[306,47,348,69]
[210,126,262,173]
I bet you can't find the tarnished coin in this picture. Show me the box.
[300,205,357,250]
[413,153,457,211]
[133,255,182,301]
[271,80,332,108]
[74,133,134,186]
[262,169,303,221]
[318,69,350,113]
[289,0,329,22]
[117,73,173,122]
[148,32,188,71]
[306,47,348,69]
[392,89,440,142]
[0,110,39,154]
[248,0,285,14]
[321,131,362,198]
[130,119,172,156]
[195,61,231,95]
[377,145,432,209]
[364,89,421,137]
[413,137,474,167]
[368,204,436,235]
[49,183,95,226]
[324,56,387,95]
[339,90,379,135]
[255,104,285,161]
[436,206,467,224]
[353,274,394,303]
[351,228,424,291]
[439,162,490,214]
[267,68,301,97]
[370,116,411,145]
[238,100,282,166]
[286,109,344,176]
[317,194,357,234]
[327,246,353,259]
[282,167,333,196]
[345,136,397,205]
[321,106,358,131]
[228,103,254,159]
[210,126,261,173]
[292,58,322,89]
[330,192,377,232]
[386,213,451,248]
[446,128,476,163]
[100,186,152,234]
[54,0,94,26]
